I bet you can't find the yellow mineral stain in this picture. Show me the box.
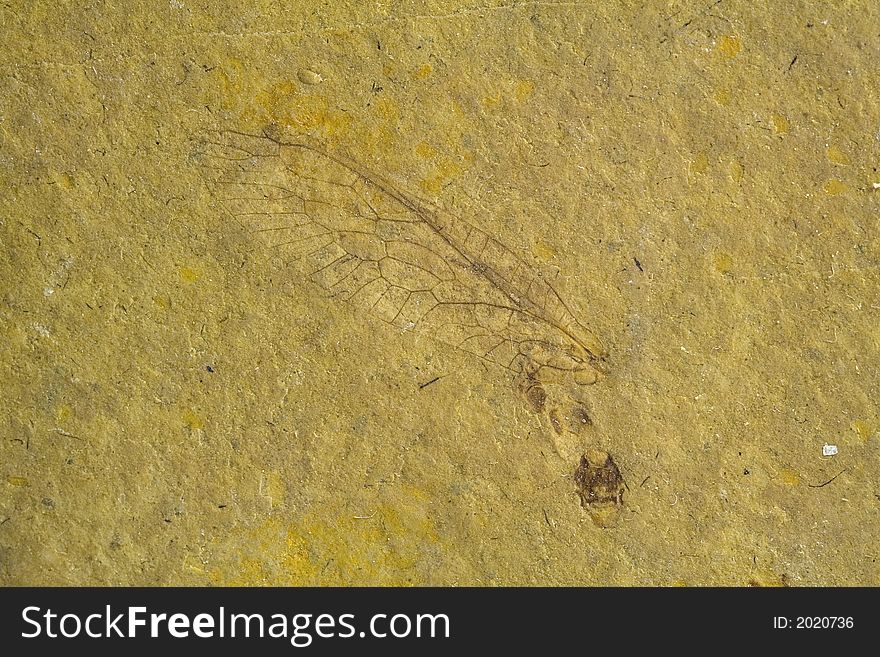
[56,404,72,421]
[244,81,353,141]
[182,409,204,430]
[402,484,430,503]
[54,171,75,189]
[349,123,396,161]
[714,252,733,274]
[851,419,873,443]
[728,160,744,183]
[689,152,709,176]
[253,80,298,115]
[515,79,535,102]
[414,63,432,79]
[778,469,800,486]
[217,57,247,110]
[716,35,742,58]
[210,491,441,586]
[532,241,557,261]
[152,294,171,309]
[232,556,272,586]
[823,179,847,195]
[273,90,352,138]
[7,475,29,487]
[481,93,502,111]
[415,141,437,159]
[826,146,851,166]
[771,114,789,135]
[671,579,688,587]
[420,158,463,194]
[713,88,731,106]
[266,470,285,507]
[179,266,201,283]
[373,96,399,122]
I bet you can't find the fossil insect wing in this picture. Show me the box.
[192,129,605,383]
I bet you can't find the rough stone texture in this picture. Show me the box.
[1,1,878,585]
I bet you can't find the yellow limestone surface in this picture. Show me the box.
[1,1,879,585]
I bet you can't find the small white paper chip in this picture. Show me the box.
[822,444,838,457]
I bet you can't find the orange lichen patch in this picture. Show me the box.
[826,146,851,166]
[824,179,847,195]
[716,35,742,58]
[179,266,201,283]
[771,114,789,135]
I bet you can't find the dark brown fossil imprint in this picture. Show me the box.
[574,450,625,528]
[192,127,621,519]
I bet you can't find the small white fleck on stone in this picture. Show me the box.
[297,68,324,85]
[822,444,838,457]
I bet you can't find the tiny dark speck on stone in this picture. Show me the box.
[206,365,215,372]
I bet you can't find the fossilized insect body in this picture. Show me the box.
[574,450,625,528]
[193,128,626,523]
[192,128,607,433]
